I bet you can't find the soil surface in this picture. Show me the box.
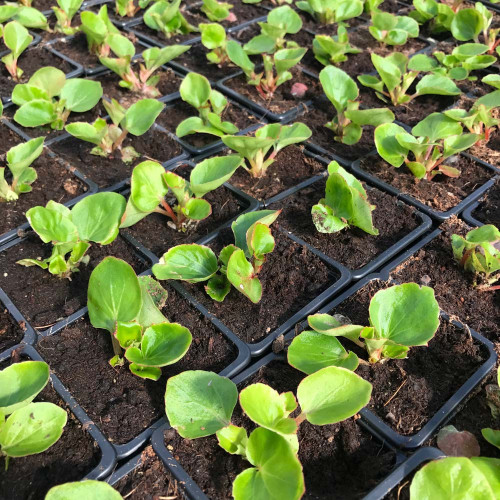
[358,155,493,213]
[0,235,148,328]
[165,360,397,500]
[182,229,336,344]
[227,145,325,201]
[1,152,88,237]
[270,181,421,270]
[49,127,183,189]
[0,354,100,500]
[471,178,500,227]
[0,308,25,354]
[37,284,237,444]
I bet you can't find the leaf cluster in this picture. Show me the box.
[80,4,121,56]
[200,22,229,65]
[296,0,364,25]
[52,0,83,35]
[143,0,197,39]
[369,11,420,45]
[201,0,233,22]
[0,4,48,30]
[1,20,32,81]
[312,26,361,66]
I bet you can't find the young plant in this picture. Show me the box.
[176,72,238,138]
[120,156,242,231]
[312,26,361,66]
[226,40,306,99]
[201,0,233,22]
[369,11,420,45]
[46,481,123,500]
[0,361,67,470]
[375,113,480,179]
[409,0,454,34]
[1,21,33,81]
[222,122,312,178]
[153,210,280,303]
[165,366,372,499]
[65,98,164,163]
[52,0,84,35]
[319,65,394,145]
[143,0,197,40]
[358,52,461,106]
[297,283,440,366]
[80,4,121,57]
[12,67,103,130]
[99,34,190,97]
[88,257,192,380]
[451,225,500,290]
[0,137,44,202]
[115,0,152,17]
[200,22,229,65]
[312,161,378,235]
[17,192,126,279]
[296,0,364,25]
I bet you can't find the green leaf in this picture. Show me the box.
[3,21,32,58]
[137,275,168,327]
[482,428,500,449]
[129,160,168,214]
[190,155,242,198]
[26,204,78,243]
[45,480,123,500]
[216,425,248,456]
[6,137,44,178]
[179,72,211,109]
[412,112,463,141]
[27,66,66,97]
[451,8,484,42]
[14,100,57,128]
[374,122,409,167]
[231,210,280,257]
[416,74,461,97]
[206,274,232,302]
[115,322,142,349]
[165,370,238,438]
[60,79,103,112]
[123,99,164,136]
[370,53,402,92]
[319,65,358,114]
[226,249,262,303]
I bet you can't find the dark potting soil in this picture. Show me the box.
[186,2,268,29]
[37,285,237,444]
[0,235,148,328]
[269,181,420,270]
[330,280,488,436]
[227,145,325,201]
[0,152,87,237]
[164,360,397,500]
[471,178,500,226]
[0,356,100,500]
[391,217,500,343]
[113,446,176,500]
[156,99,262,150]
[49,127,183,188]
[223,67,320,115]
[182,229,336,344]
[0,121,23,149]
[358,155,493,212]
[124,165,245,256]
[0,47,72,100]
[0,307,24,354]
[30,0,57,11]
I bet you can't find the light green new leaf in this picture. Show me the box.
[45,480,123,500]
[190,155,242,198]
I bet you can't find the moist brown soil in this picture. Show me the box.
[49,127,183,188]
[223,67,321,115]
[0,355,100,500]
[471,178,500,226]
[157,99,262,150]
[30,0,56,11]
[1,152,87,237]
[37,284,237,444]
[0,46,72,99]
[391,217,500,343]
[0,307,24,353]
[269,181,420,270]
[0,121,24,149]
[182,229,336,343]
[113,446,177,500]
[186,2,268,29]
[124,165,246,256]
[358,155,493,212]
[165,360,397,500]
[227,145,325,201]
[0,235,148,328]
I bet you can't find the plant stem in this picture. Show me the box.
[110,332,122,356]
[112,129,129,152]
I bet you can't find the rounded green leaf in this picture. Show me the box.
[190,155,242,198]
[123,99,164,136]
[14,100,57,128]
[451,8,484,42]
[60,79,103,113]
[0,361,49,415]
[3,21,32,56]
[200,22,226,49]
[231,210,280,256]
[45,480,123,500]
[130,160,168,212]
[412,112,463,141]
[26,205,78,243]
[182,198,212,221]
[416,74,461,97]
[227,248,262,303]
[267,5,302,34]
[165,370,238,438]
[7,136,44,176]
[297,366,372,425]
[374,122,409,167]
[180,72,211,109]
[482,428,500,450]
[319,65,358,113]
[28,66,66,97]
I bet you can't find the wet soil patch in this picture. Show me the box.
[471,178,500,227]
[0,307,24,354]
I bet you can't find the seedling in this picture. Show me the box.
[143,0,197,40]
[1,21,32,81]
[12,67,103,130]
[312,26,361,66]
[0,137,44,202]
[80,5,121,57]
[120,156,242,231]
[451,225,500,290]
[319,65,394,145]
[312,161,378,235]
[201,0,233,22]
[17,192,126,279]
[65,98,164,163]
[176,72,238,138]
[200,23,229,65]
[153,210,280,303]
[296,0,364,25]
[358,52,461,106]
[115,0,153,17]
[165,366,372,498]
[374,113,479,179]
[0,361,67,470]
[222,122,312,178]
[88,257,192,380]
[369,11,420,45]
[46,481,123,500]
[299,283,440,366]
[226,40,307,99]
[99,34,190,97]
[409,0,454,34]
[52,0,83,35]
